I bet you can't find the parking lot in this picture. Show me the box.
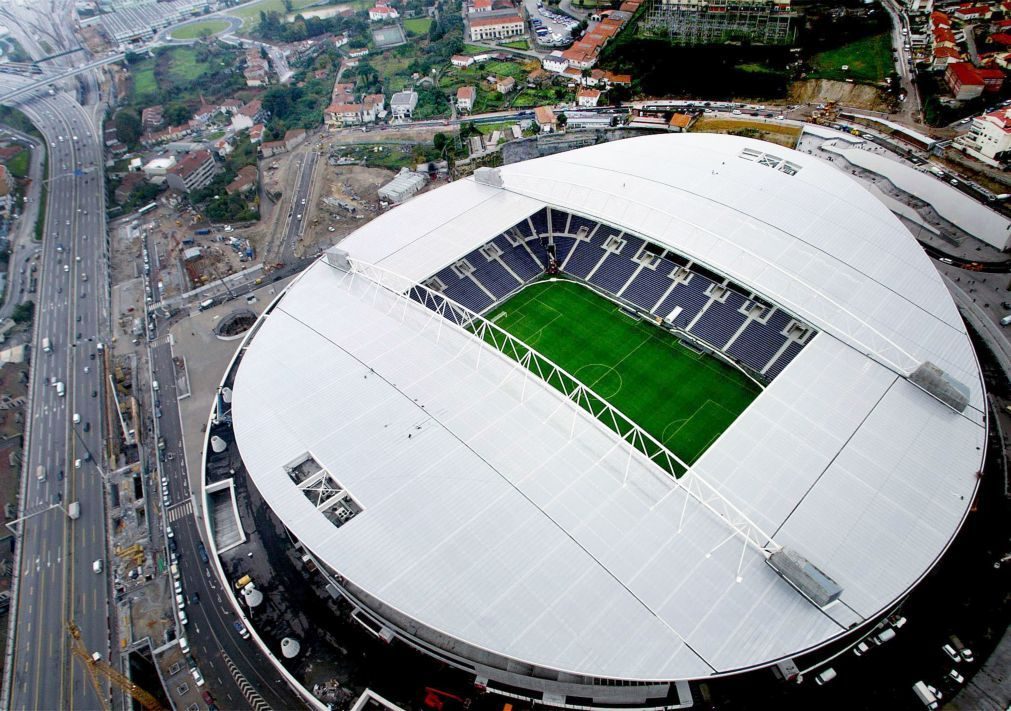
[523,0,577,47]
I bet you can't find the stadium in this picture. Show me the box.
[221,133,985,706]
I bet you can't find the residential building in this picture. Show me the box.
[390,91,418,119]
[250,124,265,143]
[141,105,164,130]
[451,54,475,67]
[325,103,365,128]
[496,76,516,94]
[165,149,216,193]
[220,98,243,114]
[561,45,596,70]
[534,105,557,132]
[363,93,386,122]
[232,99,264,131]
[335,33,349,48]
[226,165,259,195]
[576,88,602,107]
[642,0,797,46]
[542,51,569,73]
[368,5,399,20]
[468,14,524,41]
[953,4,990,21]
[955,106,1011,165]
[348,47,370,58]
[945,61,1003,100]
[457,86,476,112]
[469,0,492,12]
[142,156,177,178]
[284,128,307,151]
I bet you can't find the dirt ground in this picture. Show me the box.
[691,118,802,149]
[296,164,395,257]
[788,79,891,112]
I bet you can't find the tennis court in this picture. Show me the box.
[487,280,761,468]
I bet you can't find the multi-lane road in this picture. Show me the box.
[3,89,112,710]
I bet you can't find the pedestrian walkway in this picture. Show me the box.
[167,500,193,522]
[222,652,271,711]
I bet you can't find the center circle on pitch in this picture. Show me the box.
[574,363,623,399]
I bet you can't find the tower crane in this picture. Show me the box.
[67,621,165,711]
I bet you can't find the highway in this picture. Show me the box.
[0,0,114,706]
[2,89,112,711]
[266,148,319,264]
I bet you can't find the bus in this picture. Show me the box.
[138,202,157,216]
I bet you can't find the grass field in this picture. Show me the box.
[488,281,760,468]
[810,33,893,84]
[228,0,317,28]
[169,19,232,39]
[5,148,29,178]
[403,17,432,35]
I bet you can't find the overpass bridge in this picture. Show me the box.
[0,53,125,104]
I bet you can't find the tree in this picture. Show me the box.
[557,112,567,130]
[164,102,192,125]
[282,0,293,11]
[114,109,142,146]
[12,301,33,324]
[433,132,448,154]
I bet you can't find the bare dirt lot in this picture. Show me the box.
[788,79,891,112]
[691,118,802,149]
[296,164,395,257]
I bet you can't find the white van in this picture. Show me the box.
[42,337,52,353]
[814,668,837,686]
[152,380,159,391]
[179,637,190,654]
[36,465,45,481]
[92,559,103,574]
[55,382,65,397]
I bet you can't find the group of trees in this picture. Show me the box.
[256,9,368,44]
[190,137,260,222]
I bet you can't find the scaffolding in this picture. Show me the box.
[641,0,798,46]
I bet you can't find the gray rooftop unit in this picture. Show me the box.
[909,361,970,413]
[767,548,842,608]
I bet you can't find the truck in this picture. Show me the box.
[194,228,211,235]
[912,681,939,709]
[198,299,214,312]
[67,501,80,519]
[42,337,52,353]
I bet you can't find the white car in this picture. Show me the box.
[948,669,964,684]
[166,526,174,539]
[942,643,960,662]
[190,668,204,686]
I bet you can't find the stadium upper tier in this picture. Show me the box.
[228,134,984,698]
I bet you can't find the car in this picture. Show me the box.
[83,422,90,433]
[166,525,174,538]
[190,592,199,604]
[73,413,81,424]
[191,668,205,686]
[814,668,836,685]
[961,648,975,663]
[74,458,82,469]
[63,265,70,273]
[179,609,188,625]
[853,641,871,656]
[233,620,250,639]
[942,643,960,662]
[176,593,185,610]
[202,691,215,705]
[186,654,198,670]
[948,669,964,684]
[174,580,182,594]
[57,469,63,481]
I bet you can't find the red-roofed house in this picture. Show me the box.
[368,5,399,20]
[954,5,990,21]
[250,124,265,143]
[534,105,556,132]
[990,33,1011,46]
[325,103,364,128]
[166,150,216,193]
[576,88,602,107]
[226,165,259,195]
[930,11,950,28]
[469,0,492,12]
[945,61,986,100]
[955,106,1011,164]
[978,67,1005,92]
[933,46,963,70]
[496,76,515,94]
[456,86,476,112]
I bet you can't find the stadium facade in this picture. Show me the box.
[640,0,798,47]
[223,134,984,706]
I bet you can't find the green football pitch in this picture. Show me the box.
[486,280,761,469]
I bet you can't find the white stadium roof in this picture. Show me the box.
[230,134,984,681]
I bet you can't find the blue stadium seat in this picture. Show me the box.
[689,291,749,349]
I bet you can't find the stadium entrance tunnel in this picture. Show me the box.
[214,309,257,339]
